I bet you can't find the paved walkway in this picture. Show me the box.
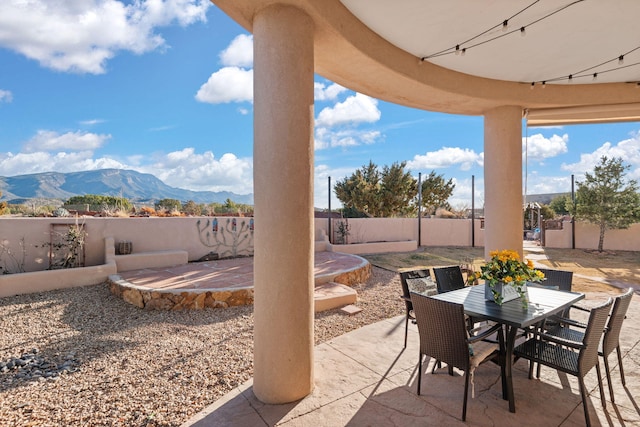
[183,290,640,426]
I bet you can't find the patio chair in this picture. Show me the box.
[535,268,573,292]
[399,269,432,348]
[434,265,479,331]
[530,268,575,326]
[513,297,613,427]
[411,292,505,421]
[433,265,466,293]
[545,288,634,403]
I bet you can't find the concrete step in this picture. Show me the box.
[314,282,358,313]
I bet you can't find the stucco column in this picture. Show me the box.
[483,106,524,259]
[252,5,315,403]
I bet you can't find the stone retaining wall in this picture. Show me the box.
[108,277,254,310]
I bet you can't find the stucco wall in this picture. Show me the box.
[1,216,638,275]
[545,221,640,251]
[0,217,254,273]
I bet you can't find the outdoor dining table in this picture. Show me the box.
[430,284,585,413]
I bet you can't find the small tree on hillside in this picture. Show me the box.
[573,156,640,252]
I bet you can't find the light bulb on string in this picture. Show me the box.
[520,26,526,36]
[568,74,573,83]
[502,20,508,32]
[461,48,466,56]
[455,44,460,55]
[592,73,598,81]
[530,82,535,89]
[541,81,546,88]
[619,55,624,65]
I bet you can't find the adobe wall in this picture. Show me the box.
[545,221,640,251]
[0,217,254,273]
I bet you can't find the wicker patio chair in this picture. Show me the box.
[513,297,613,427]
[532,268,574,319]
[434,265,479,331]
[535,268,574,292]
[546,288,634,403]
[399,269,432,348]
[411,292,504,421]
[433,265,466,293]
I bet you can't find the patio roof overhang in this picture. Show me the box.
[212,0,640,124]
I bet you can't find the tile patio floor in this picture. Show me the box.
[182,291,640,427]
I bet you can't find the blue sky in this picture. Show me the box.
[0,1,639,209]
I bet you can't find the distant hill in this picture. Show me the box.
[0,169,254,205]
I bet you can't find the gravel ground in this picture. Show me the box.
[0,266,402,427]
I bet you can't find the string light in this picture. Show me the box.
[420,0,583,60]
[529,47,640,85]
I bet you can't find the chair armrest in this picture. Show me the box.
[553,316,587,329]
[569,304,591,313]
[536,331,585,350]
[468,323,502,344]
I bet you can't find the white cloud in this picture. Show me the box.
[0,0,210,74]
[313,164,356,209]
[23,130,111,152]
[316,93,381,127]
[219,34,253,67]
[0,132,255,195]
[195,66,253,103]
[314,127,381,150]
[524,133,568,161]
[0,89,12,103]
[314,82,347,101]
[0,151,125,176]
[561,132,640,179]
[406,147,482,171]
[525,173,572,195]
[141,148,254,194]
[79,118,105,126]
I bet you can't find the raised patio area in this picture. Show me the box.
[108,251,371,311]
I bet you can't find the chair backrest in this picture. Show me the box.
[578,297,613,375]
[602,288,634,357]
[411,292,469,370]
[537,268,573,292]
[433,266,465,293]
[399,269,430,310]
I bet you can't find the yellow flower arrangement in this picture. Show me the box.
[467,249,545,308]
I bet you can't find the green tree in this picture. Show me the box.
[335,161,416,217]
[156,198,182,212]
[0,191,7,215]
[573,156,640,252]
[65,194,131,210]
[334,161,381,217]
[378,162,417,216]
[419,171,455,215]
[549,194,572,216]
[182,200,202,216]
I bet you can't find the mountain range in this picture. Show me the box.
[0,169,254,205]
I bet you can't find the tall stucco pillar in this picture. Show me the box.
[483,106,524,259]
[252,5,315,403]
